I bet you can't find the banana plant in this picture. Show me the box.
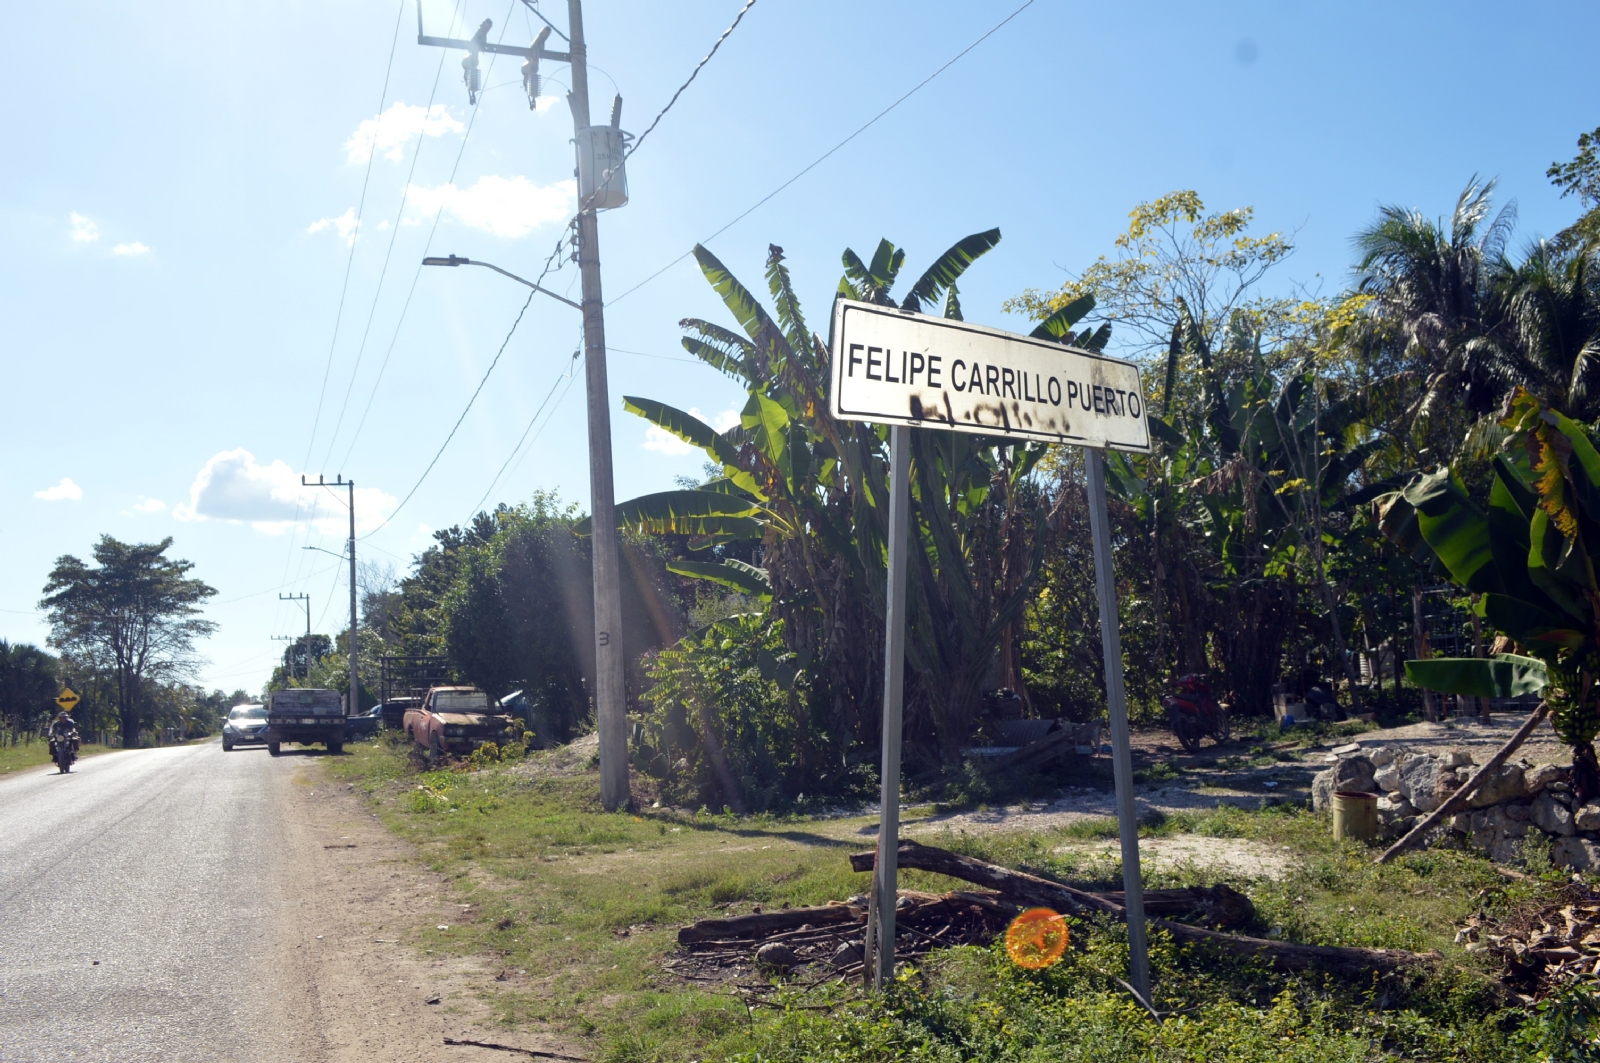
[1378,387,1598,800]
[595,232,1088,764]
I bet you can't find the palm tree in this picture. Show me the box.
[1493,241,1600,421]
[1354,177,1520,441]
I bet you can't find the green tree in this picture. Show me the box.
[39,536,216,747]
[1549,125,1600,250]
[0,640,60,732]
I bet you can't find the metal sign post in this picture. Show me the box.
[871,424,912,989]
[1086,447,1151,1001]
[830,299,1151,994]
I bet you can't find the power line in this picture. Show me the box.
[500,370,580,488]
[608,0,1035,306]
[275,0,434,635]
[466,345,581,517]
[302,0,407,469]
[362,284,540,539]
[320,23,457,470]
[337,0,523,471]
[363,232,568,538]
[211,565,340,606]
[627,0,756,163]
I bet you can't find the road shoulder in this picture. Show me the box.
[271,753,584,1063]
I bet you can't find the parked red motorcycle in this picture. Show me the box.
[1163,674,1229,753]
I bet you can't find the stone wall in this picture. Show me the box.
[1312,746,1600,872]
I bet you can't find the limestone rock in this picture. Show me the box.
[1468,762,1529,807]
[1312,755,1377,812]
[1533,792,1576,837]
[1369,747,1395,768]
[1374,763,1404,793]
[1574,803,1600,831]
[1378,793,1417,823]
[1505,799,1533,822]
[1553,836,1600,873]
[1443,751,1473,769]
[1399,756,1461,813]
[1526,763,1569,794]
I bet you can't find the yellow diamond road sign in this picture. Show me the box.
[56,688,80,711]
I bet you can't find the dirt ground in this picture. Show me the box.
[817,707,1568,876]
[270,759,583,1063]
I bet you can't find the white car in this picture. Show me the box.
[221,704,269,751]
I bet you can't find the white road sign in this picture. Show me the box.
[829,298,1150,452]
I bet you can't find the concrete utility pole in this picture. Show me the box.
[279,593,311,679]
[416,2,630,810]
[563,0,629,812]
[303,476,359,718]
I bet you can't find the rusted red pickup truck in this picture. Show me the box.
[403,686,513,761]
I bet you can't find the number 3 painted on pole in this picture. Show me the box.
[598,631,611,646]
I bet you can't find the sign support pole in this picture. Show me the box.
[1085,446,1151,1002]
[871,423,912,989]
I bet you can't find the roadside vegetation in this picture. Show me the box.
[0,735,116,776]
[329,736,1598,1062]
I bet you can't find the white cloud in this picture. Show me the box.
[133,496,167,513]
[35,478,83,501]
[69,213,99,243]
[308,207,360,246]
[642,407,740,455]
[112,241,151,257]
[173,448,396,535]
[344,102,464,165]
[405,176,575,238]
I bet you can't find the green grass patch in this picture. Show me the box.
[323,736,1592,1062]
[0,740,117,776]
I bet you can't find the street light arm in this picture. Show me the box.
[422,255,584,311]
[302,546,348,560]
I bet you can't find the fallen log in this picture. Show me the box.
[1103,884,1255,929]
[1376,700,1550,864]
[848,849,1252,927]
[853,840,1435,977]
[677,902,862,944]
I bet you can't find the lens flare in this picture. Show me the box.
[1005,907,1069,969]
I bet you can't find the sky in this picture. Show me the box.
[2,0,1596,695]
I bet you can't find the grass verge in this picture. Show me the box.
[0,740,117,776]
[326,736,1598,1062]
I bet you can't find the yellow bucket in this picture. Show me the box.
[1331,790,1379,843]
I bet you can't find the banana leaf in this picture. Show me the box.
[621,396,763,497]
[1029,293,1096,342]
[575,490,763,540]
[666,559,772,599]
[1404,653,1549,698]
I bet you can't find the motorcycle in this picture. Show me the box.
[51,733,78,774]
[1163,674,1229,753]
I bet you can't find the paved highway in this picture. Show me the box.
[0,741,294,1063]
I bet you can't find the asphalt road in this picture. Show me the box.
[0,741,293,1063]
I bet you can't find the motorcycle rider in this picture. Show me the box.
[48,710,80,763]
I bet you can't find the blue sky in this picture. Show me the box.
[2,0,1595,693]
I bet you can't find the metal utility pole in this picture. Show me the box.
[416,2,631,810]
[303,476,359,719]
[279,593,310,679]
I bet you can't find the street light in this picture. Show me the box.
[422,255,582,310]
